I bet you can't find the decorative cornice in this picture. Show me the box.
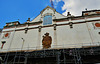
[3,19,100,33]
[4,21,42,29]
[53,15,100,22]
[6,21,20,24]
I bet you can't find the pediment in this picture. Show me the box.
[40,6,56,14]
[31,6,66,23]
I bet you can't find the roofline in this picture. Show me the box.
[40,6,56,14]
[82,9,100,13]
[4,21,42,28]
[53,14,100,21]
[6,21,20,24]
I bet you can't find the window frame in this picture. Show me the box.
[43,14,53,25]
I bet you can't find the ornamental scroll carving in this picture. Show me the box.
[42,33,52,49]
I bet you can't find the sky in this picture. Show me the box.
[0,0,100,28]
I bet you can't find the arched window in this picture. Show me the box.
[43,15,52,25]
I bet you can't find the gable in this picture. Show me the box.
[31,6,66,23]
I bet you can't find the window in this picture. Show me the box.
[43,15,52,25]
[1,41,6,49]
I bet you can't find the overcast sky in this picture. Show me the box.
[0,0,100,28]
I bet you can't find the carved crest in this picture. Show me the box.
[95,23,100,27]
[93,22,100,29]
[42,32,52,49]
[2,32,10,39]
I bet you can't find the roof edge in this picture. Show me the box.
[40,6,56,14]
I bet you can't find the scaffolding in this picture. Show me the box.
[0,45,100,64]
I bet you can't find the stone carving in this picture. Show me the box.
[3,32,10,39]
[42,33,52,49]
[95,23,100,27]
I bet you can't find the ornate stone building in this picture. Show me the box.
[0,6,100,64]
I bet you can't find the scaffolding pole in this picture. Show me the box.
[56,51,60,64]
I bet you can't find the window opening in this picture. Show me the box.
[43,15,52,25]
[1,41,6,49]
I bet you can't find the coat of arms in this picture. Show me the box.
[93,22,100,29]
[42,33,52,49]
[2,32,10,39]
